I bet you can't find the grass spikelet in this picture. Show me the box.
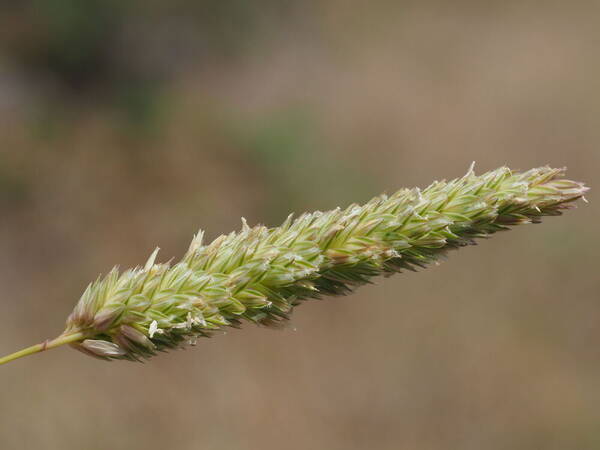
[0,165,588,365]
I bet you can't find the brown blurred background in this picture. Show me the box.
[0,1,599,449]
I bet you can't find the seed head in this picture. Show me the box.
[61,165,587,362]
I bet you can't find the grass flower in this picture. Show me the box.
[0,165,588,365]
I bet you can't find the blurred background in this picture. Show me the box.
[0,1,599,449]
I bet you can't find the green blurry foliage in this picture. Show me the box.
[228,107,376,221]
[2,0,290,131]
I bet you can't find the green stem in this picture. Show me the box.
[0,332,85,366]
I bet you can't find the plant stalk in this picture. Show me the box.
[0,332,85,366]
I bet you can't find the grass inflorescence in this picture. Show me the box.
[0,165,588,365]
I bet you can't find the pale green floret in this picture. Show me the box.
[60,165,587,362]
